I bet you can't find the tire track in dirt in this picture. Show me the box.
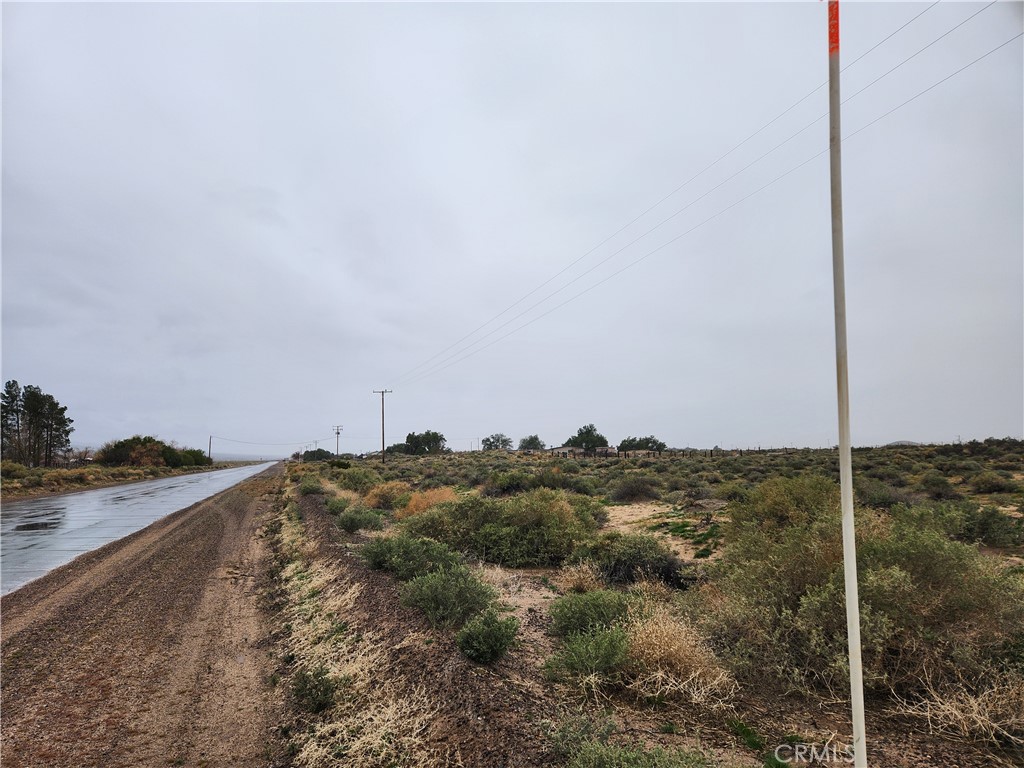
[1,467,287,768]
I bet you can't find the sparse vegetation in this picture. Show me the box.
[573,532,687,587]
[400,565,497,629]
[335,507,385,533]
[549,590,633,636]
[361,532,462,581]
[456,607,519,663]
[275,438,1024,763]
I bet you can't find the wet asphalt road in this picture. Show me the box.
[0,462,277,595]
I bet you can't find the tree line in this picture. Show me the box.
[95,435,211,468]
[480,425,667,454]
[1,380,75,468]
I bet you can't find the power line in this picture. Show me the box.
[210,434,336,446]
[400,7,1004,384]
[402,29,1021,386]
[395,2,989,387]
[392,1,944,385]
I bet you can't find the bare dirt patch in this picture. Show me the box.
[604,500,728,560]
[0,468,288,768]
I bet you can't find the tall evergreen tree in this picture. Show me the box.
[1,380,74,467]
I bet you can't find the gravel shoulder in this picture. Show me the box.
[1,466,287,768]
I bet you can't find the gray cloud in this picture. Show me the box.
[3,2,1020,456]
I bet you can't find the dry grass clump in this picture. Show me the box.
[277,507,440,767]
[297,683,438,768]
[364,481,412,510]
[558,561,605,593]
[895,673,1024,749]
[623,605,737,706]
[476,563,525,597]
[396,486,459,520]
[627,578,674,604]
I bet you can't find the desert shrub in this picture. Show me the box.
[854,476,912,509]
[919,471,961,500]
[549,590,632,636]
[336,507,385,534]
[961,506,1024,547]
[686,482,711,500]
[623,605,736,705]
[567,740,713,768]
[364,480,412,510]
[559,561,606,593]
[299,475,325,495]
[483,470,538,496]
[548,713,617,759]
[546,627,629,682]
[699,476,1024,696]
[611,474,661,502]
[971,471,1020,494]
[896,672,1024,748]
[0,461,29,479]
[456,607,519,663]
[712,481,751,503]
[326,496,352,515]
[292,664,338,714]
[404,490,596,567]
[361,533,461,581]
[488,489,596,566]
[567,494,609,527]
[334,466,381,494]
[398,486,459,519]
[400,565,496,629]
[573,532,687,588]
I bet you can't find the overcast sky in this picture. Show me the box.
[2,1,1021,458]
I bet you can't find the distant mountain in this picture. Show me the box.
[883,440,922,447]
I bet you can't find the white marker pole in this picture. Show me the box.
[827,3,868,766]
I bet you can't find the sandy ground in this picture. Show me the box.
[0,467,286,768]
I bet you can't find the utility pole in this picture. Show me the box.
[208,435,212,461]
[373,390,392,464]
[827,3,867,766]
[334,425,343,457]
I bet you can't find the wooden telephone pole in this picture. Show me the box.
[372,390,391,463]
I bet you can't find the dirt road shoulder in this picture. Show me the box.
[1,467,287,768]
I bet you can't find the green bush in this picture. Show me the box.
[326,496,352,514]
[567,741,713,768]
[549,590,632,637]
[483,470,538,496]
[699,476,1024,696]
[712,481,751,503]
[337,507,385,533]
[400,566,496,629]
[854,476,912,509]
[919,471,961,501]
[971,471,1020,494]
[361,533,462,581]
[299,475,325,495]
[573,532,687,588]
[961,506,1023,547]
[456,607,519,663]
[404,490,597,568]
[334,466,381,494]
[0,461,29,479]
[610,474,660,502]
[292,664,337,714]
[546,627,629,680]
